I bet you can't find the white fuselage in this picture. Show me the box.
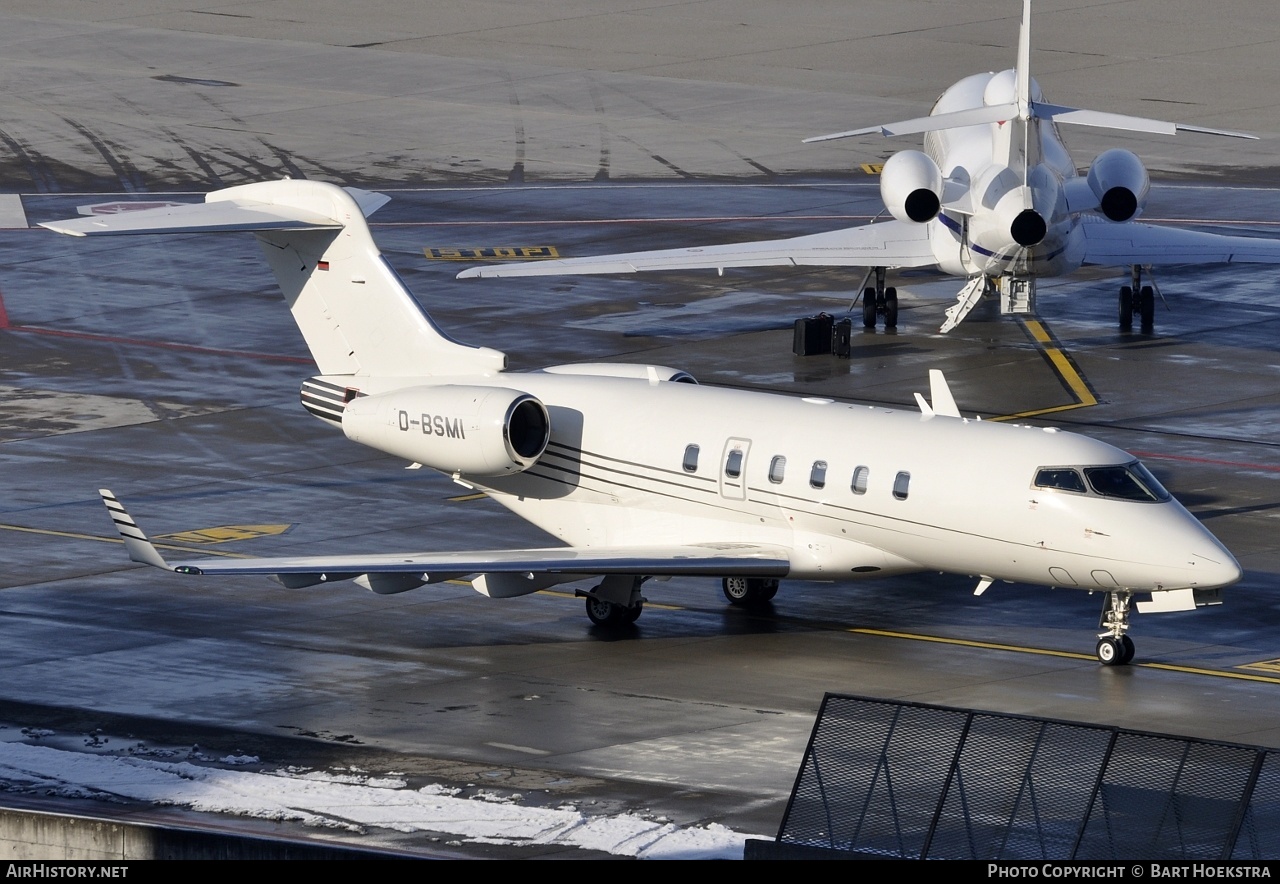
[924,72,1086,279]
[349,371,1239,595]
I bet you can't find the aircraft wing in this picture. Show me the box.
[1081,220,1280,266]
[154,545,792,580]
[456,221,936,279]
[101,491,790,590]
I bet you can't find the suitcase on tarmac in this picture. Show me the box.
[792,313,834,356]
[832,317,853,358]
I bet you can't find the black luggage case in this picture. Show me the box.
[793,313,834,356]
[832,317,853,358]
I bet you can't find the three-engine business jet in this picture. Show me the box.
[45,180,1240,665]
[457,0,1280,333]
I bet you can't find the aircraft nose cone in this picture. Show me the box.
[1191,549,1243,589]
[1011,209,1047,246]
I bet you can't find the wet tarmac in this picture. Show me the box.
[0,0,1278,859]
[0,181,1278,855]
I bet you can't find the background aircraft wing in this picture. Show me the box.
[456,220,936,279]
[1081,220,1280,265]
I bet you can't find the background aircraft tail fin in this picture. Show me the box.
[43,181,506,379]
[1015,0,1031,112]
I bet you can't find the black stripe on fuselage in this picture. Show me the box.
[520,441,1071,560]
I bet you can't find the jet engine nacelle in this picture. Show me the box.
[968,178,1050,257]
[342,384,550,476]
[880,150,944,224]
[1086,149,1149,222]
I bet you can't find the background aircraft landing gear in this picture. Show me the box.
[1096,590,1135,665]
[1119,266,1155,332]
[722,576,779,607]
[582,576,645,627]
[860,267,897,329]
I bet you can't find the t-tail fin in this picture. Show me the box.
[804,0,1254,145]
[42,180,506,379]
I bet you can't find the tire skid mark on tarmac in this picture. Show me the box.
[0,128,60,193]
[60,119,146,194]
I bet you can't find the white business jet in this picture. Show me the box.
[457,0,1280,334]
[45,180,1239,665]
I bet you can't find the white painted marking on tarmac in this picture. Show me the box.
[486,742,551,756]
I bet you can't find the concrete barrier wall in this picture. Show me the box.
[0,806,413,860]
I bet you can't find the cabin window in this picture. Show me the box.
[810,460,828,489]
[851,466,869,495]
[725,449,743,479]
[768,456,787,484]
[1034,467,1086,493]
[1085,463,1170,503]
[682,444,700,473]
[893,471,911,500]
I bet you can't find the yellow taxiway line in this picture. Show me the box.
[991,318,1098,421]
[0,522,253,558]
[852,627,1280,684]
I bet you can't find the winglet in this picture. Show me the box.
[99,490,172,570]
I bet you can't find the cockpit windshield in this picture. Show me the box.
[1085,462,1170,502]
[1033,461,1171,503]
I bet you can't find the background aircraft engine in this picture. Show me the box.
[341,384,550,476]
[879,150,944,223]
[1086,148,1150,222]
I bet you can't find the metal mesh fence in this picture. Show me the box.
[775,694,1273,859]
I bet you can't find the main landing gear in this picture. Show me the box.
[861,266,898,329]
[722,576,779,606]
[1095,590,1136,665]
[1119,265,1155,332]
[580,575,646,627]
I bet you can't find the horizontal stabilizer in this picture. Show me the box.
[803,101,1255,146]
[803,103,1019,143]
[42,186,389,237]
[1033,103,1256,140]
[458,221,936,279]
[1081,219,1280,266]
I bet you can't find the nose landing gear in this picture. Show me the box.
[1096,590,1136,665]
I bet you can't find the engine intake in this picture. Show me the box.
[341,384,550,476]
[880,150,943,224]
